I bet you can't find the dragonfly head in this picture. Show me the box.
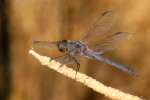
[58,40,68,52]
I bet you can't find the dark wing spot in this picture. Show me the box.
[102,10,113,16]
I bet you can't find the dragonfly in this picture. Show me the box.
[33,11,135,76]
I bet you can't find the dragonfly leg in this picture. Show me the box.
[72,57,80,79]
[49,55,67,62]
[50,54,80,79]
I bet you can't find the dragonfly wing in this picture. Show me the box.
[53,54,80,66]
[33,41,59,50]
[53,55,73,64]
[91,32,129,53]
[81,10,118,46]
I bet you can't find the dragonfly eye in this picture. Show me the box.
[75,44,81,48]
[61,40,67,43]
[59,48,68,52]
[59,48,64,52]
[58,41,68,52]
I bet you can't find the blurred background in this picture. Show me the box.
[0,0,150,100]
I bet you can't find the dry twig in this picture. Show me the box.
[29,49,143,100]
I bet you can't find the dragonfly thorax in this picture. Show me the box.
[57,40,87,56]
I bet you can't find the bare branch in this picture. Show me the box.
[29,49,143,100]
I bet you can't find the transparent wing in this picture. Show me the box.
[81,10,118,46]
[53,54,79,66]
[33,41,59,50]
[53,55,73,64]
[91,32,129,53]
